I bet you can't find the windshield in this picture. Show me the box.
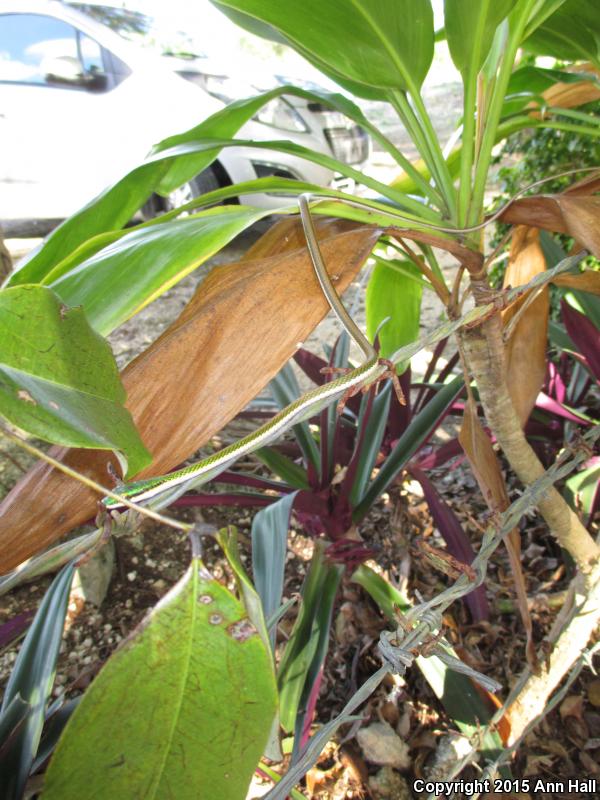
[68,3,207,59]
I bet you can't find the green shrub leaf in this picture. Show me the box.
[444,0,518,75]
[42,552,278,800]
[365,258,423,370]
[213,0,434,93]
[0,286,149,476]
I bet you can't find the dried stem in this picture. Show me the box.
[0,425,191,533]
[459,282,600,573]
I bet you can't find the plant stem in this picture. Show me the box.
[389,90,452,216]
[459,302,600,573]
[506,563,600,744]
[409,89,458,221]
[468,0,538,226]
[458,70,477,227]
[369,128,445,206]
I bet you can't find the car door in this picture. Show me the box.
[0,11,134,220]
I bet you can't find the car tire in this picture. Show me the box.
[140,166,221,220]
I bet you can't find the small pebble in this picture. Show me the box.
[127,571,137,582]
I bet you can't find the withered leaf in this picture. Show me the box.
[0,217,382,572]
[459,402,536,671]
[502,226,549,427]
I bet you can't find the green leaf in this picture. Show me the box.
[49,206,267,336]
[0,287,149,476]
[251,492,298,647]
[564,462,600,524]
[444,0,518,75]
[365,258,422,370]
[523,0,600,64]
[354,375,464,519]
[7,87,291,286]
[216,526,272,651]
[277,544,342,733]
[147,136,423,214]
[7,81,440,290]
[216,525,282,762]
[0,562,74,800]
[507,64,596,97]
[42,553,278,800]
[213,0,434,93]
[255,448,309,489]
[350,383,392,506]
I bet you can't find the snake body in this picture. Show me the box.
[103,194,380,510]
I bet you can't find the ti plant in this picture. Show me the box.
[1,0,600,796]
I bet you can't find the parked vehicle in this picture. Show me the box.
[0,0,370,222]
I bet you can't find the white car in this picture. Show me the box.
[0,0,369,222]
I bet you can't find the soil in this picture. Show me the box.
[1,84,600,800]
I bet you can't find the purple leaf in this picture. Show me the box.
[415,350,460,413]
[293,348,328,386]
[410,467,490,622]
[414,337,448,410]
[0,611,34,648]
[387,366,412,441]
[561,300,600,381]
[215,470,295,492]
[173,493,275,508]
[536,392,591,425]
[294,347,363,417]
[412,439,465,470]
[299,666,324,751]
[547,361,566,404]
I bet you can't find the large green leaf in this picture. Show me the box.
[146,136,424,214]
[0,563,74,800]
[445,0,518,75]
[213,0,434,93]
[523,0,600,64]
[0,287,149,476]
[49,206,267,336]
[7,84,384,287]
[42,551,278,800]
[365,258,423,369]
[6,89,289,287]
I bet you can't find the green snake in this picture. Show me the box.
[104,166,596,510]
[103,194,383,510]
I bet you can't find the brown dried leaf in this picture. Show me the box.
[502,226,549,427]
[499,196,600,259]
[541,63,600,111]
[0,217,382,572]
[551,270,600,296]
[459,403,536,671]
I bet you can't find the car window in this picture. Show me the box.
[0,13,103,86]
